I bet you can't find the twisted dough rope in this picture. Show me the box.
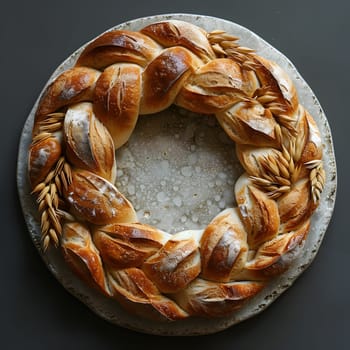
[28,20,325,320]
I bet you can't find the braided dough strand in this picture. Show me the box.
[28,20,325,320]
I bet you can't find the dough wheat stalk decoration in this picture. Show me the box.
[306,160,326,203]
[30,113,72,250]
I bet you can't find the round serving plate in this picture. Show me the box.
[17,13,337,335]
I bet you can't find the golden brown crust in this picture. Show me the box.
[33,67,100,135]
[244,219,311,278]
[142,232,201,294]
[107,268,189,320]
[63,169,137,225]
[176,58,245,114]
[27,19,325,321]
[235,174,280,249]
[61,222,110,296]
[93,63,142,149]
[140,20,215,62]
[252,56,298,116]
[200,209,248,282]
[216,101,280,147]
[300,110,323,163]
[174,278,264,317]
[76,30,162,69]
[64,102,116,182]
[278,179,317,232]
[140,47,202,114]
[28,136,62,187]
[93,223,166,269]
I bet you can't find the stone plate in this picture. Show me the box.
[17,13,337,335]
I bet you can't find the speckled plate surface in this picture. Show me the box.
[17,13,337,335]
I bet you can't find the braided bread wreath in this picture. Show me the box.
[18,14,336,335]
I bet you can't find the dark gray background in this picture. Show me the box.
[1,0,348,348]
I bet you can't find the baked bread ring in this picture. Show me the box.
[27,19,326,321]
